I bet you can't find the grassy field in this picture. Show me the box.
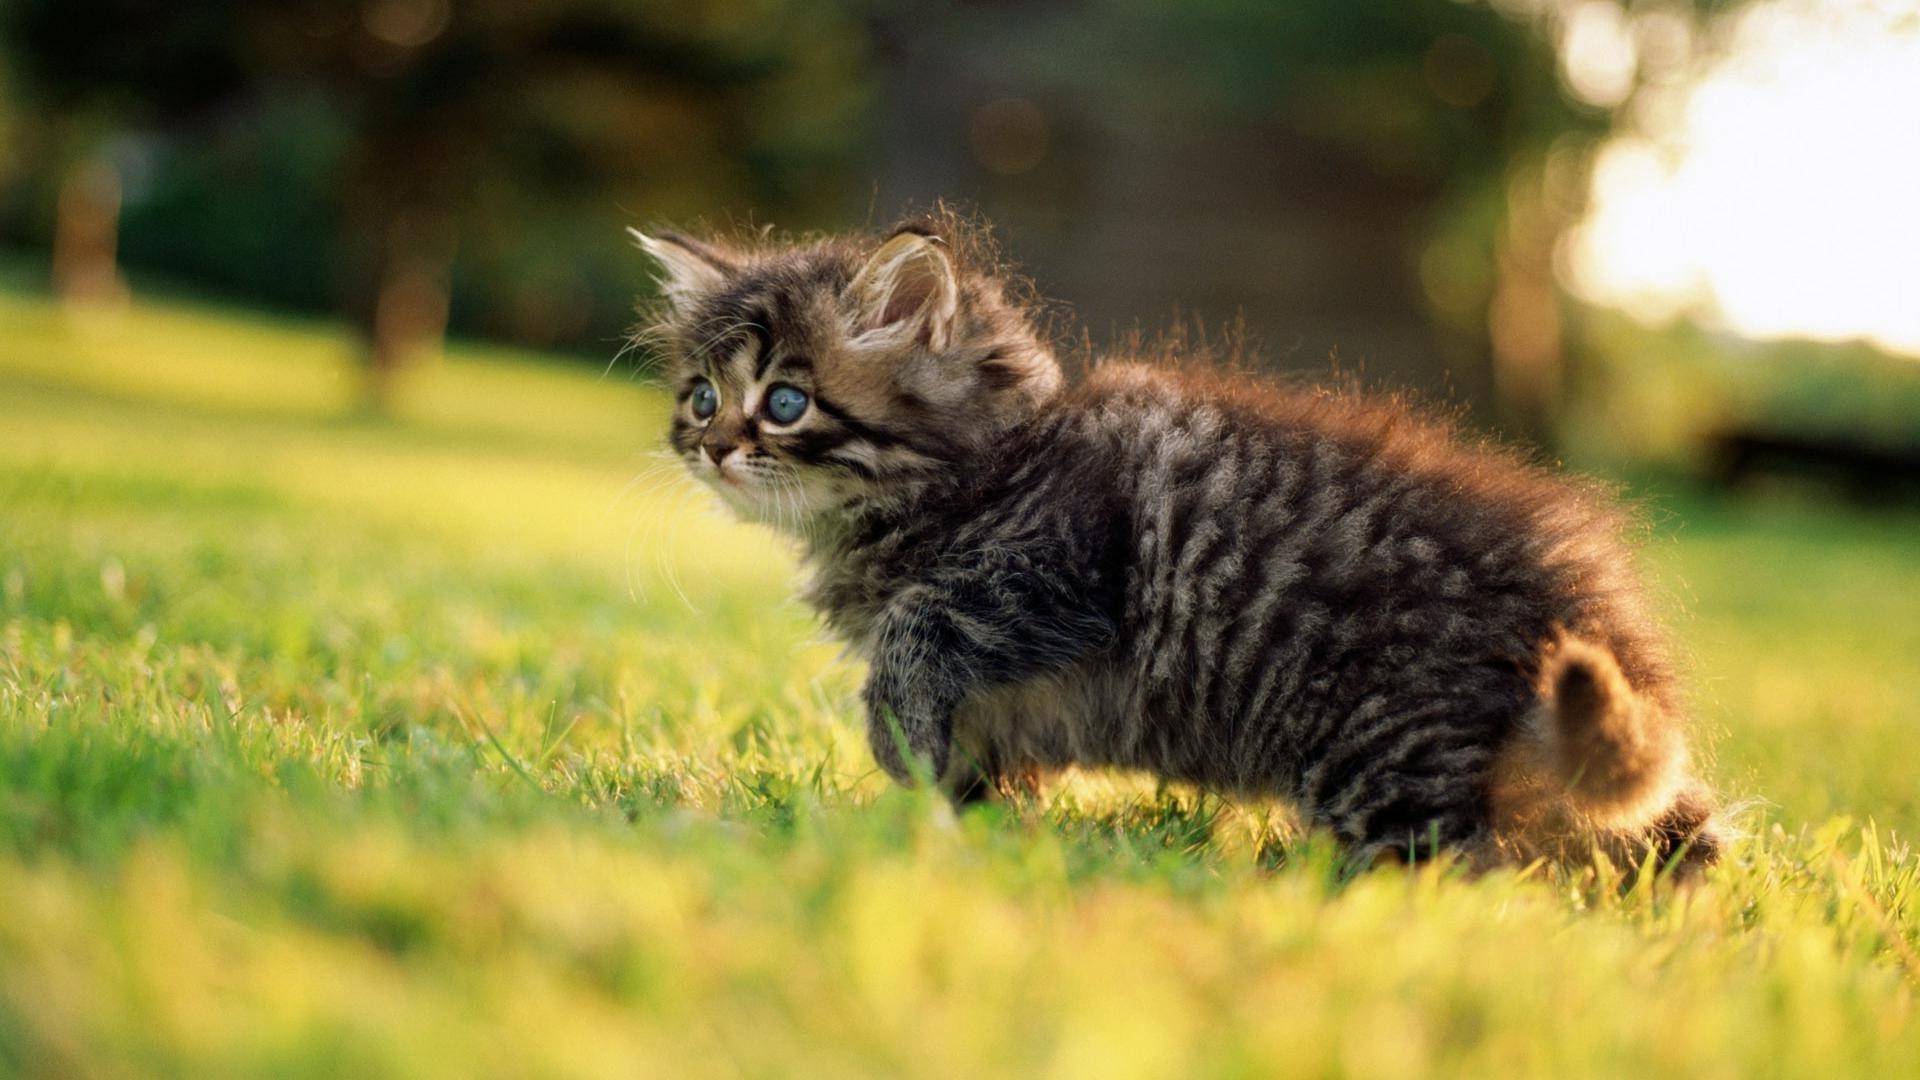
[3,283,1919,1077]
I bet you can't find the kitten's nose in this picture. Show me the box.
[703,439,736,465]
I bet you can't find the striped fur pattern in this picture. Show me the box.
[635,212,1722,871]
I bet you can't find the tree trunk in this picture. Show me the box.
[1487,159,1587,453]
[355,207,456,413]
[51,157,128,311]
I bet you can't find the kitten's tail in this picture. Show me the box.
[1537,636,1686,828]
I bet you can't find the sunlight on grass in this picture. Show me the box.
[2,285,1917,1075]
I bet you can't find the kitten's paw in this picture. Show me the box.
[863,702,950,787]
[866,714,914,785]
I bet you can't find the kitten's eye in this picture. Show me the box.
[689,378,718,420]
[765,384,809,424]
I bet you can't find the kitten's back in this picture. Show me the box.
[984,361,1707,862]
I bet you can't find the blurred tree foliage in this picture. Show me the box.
[1102,0,1606,440]
[0,0,871,405]
[870,0,1739,442]
[891,0,1707,440]
[0,0,1731,426]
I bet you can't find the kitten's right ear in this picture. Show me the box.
[847,231,960,350]
[629,228,735,309]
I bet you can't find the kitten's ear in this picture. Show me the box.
[629,228,734,310]
[847,231,960,350]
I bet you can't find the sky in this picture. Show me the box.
[1559,0,1920,357]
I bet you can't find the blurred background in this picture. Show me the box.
[1,0,1916,482]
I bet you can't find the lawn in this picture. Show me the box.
[2,283,1918,1077]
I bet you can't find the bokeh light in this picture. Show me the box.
[1565,0,1920,356]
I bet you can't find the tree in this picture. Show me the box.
[2,0,870,407]
[0,0,250,311]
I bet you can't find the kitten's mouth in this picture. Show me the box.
[703,460,774,501]
[693,460,843,529]
[694,454,743,487]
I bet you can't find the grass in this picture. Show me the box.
[2,282,1919,1077]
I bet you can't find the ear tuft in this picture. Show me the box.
[847,232,960,350]
[630,227,733,310]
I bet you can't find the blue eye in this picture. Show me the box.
[689,378,718,419]
[765,384,809,424]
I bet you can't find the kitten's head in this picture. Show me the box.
[634,217,1061,528]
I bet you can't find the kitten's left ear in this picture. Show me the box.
[629,228,735,310]
[847,231,960,350]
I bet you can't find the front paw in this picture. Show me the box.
[863,693,950,786]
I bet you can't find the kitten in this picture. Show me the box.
[633,213,1722,871]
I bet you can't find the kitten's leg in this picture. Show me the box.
[1343,788,1491,867]
[938,729,1023,807]
[1647,781,1723,872]
[860,548,1117,789]
[1602,778,1723,881]
[940,754,996,807]
[862,659,957,786]
[1301,693,1505,865]
[939,742,1049,809]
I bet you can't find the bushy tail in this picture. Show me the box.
[1538,637,1686,829]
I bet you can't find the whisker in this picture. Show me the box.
[653,473,700,616]
[620,451,701,606]
[609,461,687,516]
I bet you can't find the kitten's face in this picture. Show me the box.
[635,226,1061,530]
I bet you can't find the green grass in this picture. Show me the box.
[3,285,1919,1077]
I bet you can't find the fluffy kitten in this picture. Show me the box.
[634,214,1721,870]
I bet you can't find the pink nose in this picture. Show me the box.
[704,440,736,465]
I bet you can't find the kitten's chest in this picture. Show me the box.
[798,545,921,654]
[799,496,993,650]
